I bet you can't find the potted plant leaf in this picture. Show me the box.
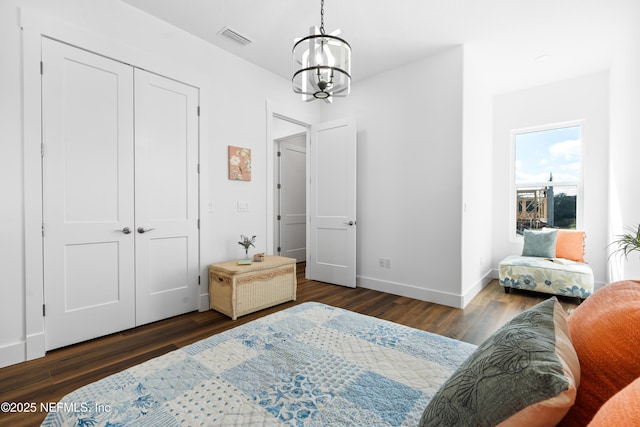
[609,224,640,259]
[238,235,256,259]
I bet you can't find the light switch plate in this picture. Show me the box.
[237,201,249,212]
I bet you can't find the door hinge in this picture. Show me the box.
[197,106,200,116]
[197,163,200,174]
[41,143,44,158]
[197,219,200,229]
[42,304,46,317]
[277,246,281,253]
[41,223,45,237]
[277,151,281,157]
[277,215,281,220]
[40,61,43,75]
[277,183,281,189]
[198,275,201,285]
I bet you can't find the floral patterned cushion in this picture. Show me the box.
[499,255,594,298]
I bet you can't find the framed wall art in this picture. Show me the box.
[228,146,251,181]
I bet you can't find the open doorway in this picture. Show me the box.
[275,132,307,262]
[265,102,357,287]
[266,105,311,260]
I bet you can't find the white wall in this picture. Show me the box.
[492,72,610,287]
[461,45,494,303]
[0,0,318,368]
[320,46,466,307]
[608,12,640,281]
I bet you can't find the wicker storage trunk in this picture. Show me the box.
[208,256,297,320]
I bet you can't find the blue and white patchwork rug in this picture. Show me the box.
[42,302,475,426]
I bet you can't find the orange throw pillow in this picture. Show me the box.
[588,377,640,426]
[558,280,640,426]
[555,230,585,262]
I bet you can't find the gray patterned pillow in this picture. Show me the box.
[420,297,579,427]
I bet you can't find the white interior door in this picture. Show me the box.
[307,118,357,287]
[134,69,200,326]
[278,138,307,262]
[42,38,136,350]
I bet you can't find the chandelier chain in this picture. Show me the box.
[320,0,325,35]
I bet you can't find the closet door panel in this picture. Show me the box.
[42,38,136,350]
[134,69,200,326]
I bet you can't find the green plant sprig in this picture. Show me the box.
[609,224,640,259]
[238,235,256,251]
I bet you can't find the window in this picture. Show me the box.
[514,124,582,236]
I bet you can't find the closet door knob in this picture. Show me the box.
[137,227,155,234]
[116,227,132,234]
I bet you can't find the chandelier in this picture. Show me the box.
[292,0,351,102]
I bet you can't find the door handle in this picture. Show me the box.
[115,227,132,234]
[344,221,355,226]
[137,227,156,234]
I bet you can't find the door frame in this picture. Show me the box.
[265,101,315,262]
[275,134,308,262]
[21,9,211,363]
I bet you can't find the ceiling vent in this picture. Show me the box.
[218,27,253,47]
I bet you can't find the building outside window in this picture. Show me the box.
[513,124,582,236]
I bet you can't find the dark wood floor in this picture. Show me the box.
[0,265,578,426]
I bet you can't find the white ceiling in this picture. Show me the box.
[120,0,635,93]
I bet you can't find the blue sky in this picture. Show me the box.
[515,125,581,186]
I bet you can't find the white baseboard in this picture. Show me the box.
[593,280,607,292]
[357,276,465,308]
[0,340,25,369]
[1,333,48,368]
[199,293,210,312]
[26,332,46,361]
[461,270,494,307]
[357,269,495,309]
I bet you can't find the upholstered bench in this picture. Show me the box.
[499,229,594,299]
[499,255,594,298]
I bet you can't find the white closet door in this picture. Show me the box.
[134,69,200,326]
[42,38,136,350]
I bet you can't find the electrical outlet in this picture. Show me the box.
[379,258,392,268]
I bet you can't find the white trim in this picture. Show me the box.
[198,89,210,313]
[22,8,46,364]
[0,341,26,368]
[357,276,465,309]
[509,119,585,242]
[20,8,211,364]
[358,269,493,310]
[265,100,314,258]
[460,270,494,307]
[26,332,45,360]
